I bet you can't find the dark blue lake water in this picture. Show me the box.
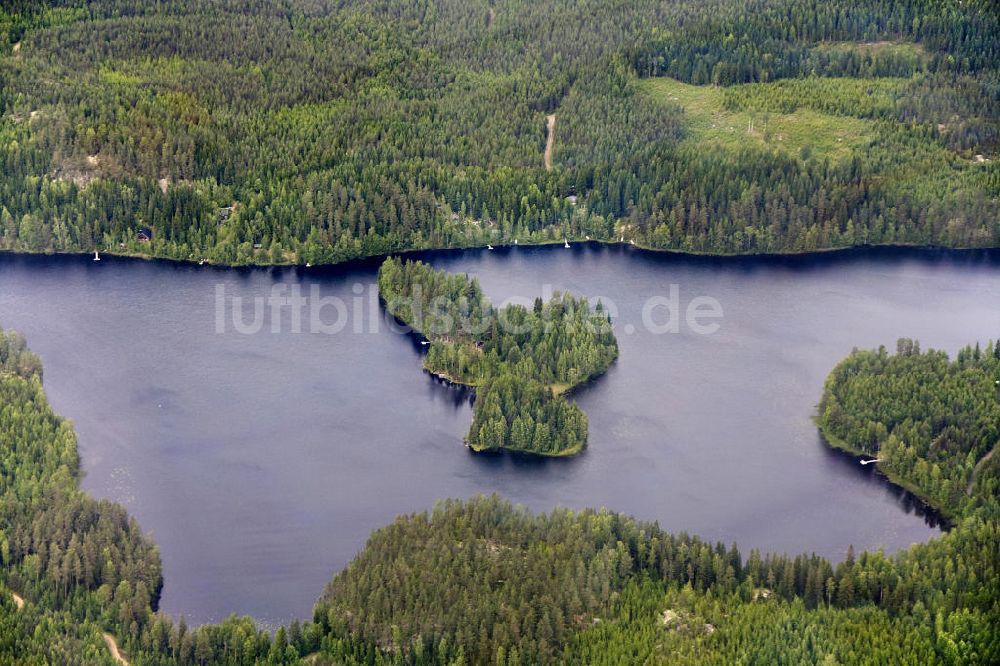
[2,244,997,627]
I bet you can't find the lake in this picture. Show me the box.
[1,244,998,628]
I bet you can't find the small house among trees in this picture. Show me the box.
[137,227,153,242]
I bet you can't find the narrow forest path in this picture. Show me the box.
[544,114,556,170]
[10,591,24,610]
[104,633,129,666]
[968,442,999,495]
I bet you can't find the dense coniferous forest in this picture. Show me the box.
[0,0,998,266]
[2,325,998,663]
[378,257,617,454]
[2,0,1000,661]
[818,339,1000,521]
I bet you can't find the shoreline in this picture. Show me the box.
[813,416,956,526]
[468,439,585,457]
[2,239,998,273]
[422,365,597,459]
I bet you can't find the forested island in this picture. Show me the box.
[378,257,618,455]
[2,325,998,664]
[0,0,998,267]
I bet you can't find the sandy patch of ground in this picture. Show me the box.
[544,114,556,170]
[103,633,129,665]
[53,155,101,188]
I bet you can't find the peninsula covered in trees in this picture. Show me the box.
[1,0,998,266]
[1,328,998,663]
[377,257,618,455]
[818,338,1000,521]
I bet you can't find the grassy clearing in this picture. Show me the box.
[640,77,876,161]
[721,76,908,118]
[649,73,996,209]
[98,66,143,86]
[813,40,927,61]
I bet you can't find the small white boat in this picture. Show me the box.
[93,251,100,262]
[421,340,431,346]
[487,244,493,250]
[630,239,635,245]
[619,235,624,242]
[514,239,518,245]
[564,239,570,248]
[199,258,205,265]
[305,262,312,267]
